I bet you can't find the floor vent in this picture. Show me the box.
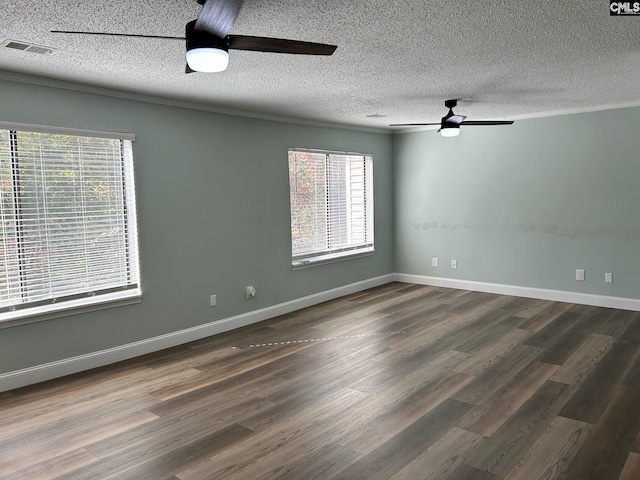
[2,39,55,54]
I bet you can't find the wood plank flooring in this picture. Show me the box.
[1,282,640,479]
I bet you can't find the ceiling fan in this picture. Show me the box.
[51,0,337,73]
[391,99,514,137]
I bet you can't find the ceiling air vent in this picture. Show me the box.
[2,39,55,54]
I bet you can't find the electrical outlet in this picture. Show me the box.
[451,259,457,269]
[432,257,438,267]
[605,272,613,283]
[246,286,256,299]
[576,269,585,281]
[209,294,217,306]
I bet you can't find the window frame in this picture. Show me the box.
[0,122,141,329]
[288,148,374,269]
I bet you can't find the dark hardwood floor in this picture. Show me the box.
[1,282,640,479]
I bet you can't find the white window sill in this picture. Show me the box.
[0,289,142,329]
[292,248,374,270]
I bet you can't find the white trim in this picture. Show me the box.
[390,102,640,134]
[0,72,388,134]
[0,120,135,141]
[290,147,373,157]
[0,290,142,329]
[8,272,637,393]
[4,72,640,136]
[292,249,374,269]
[393,273,640,312]
[0,274,393,393]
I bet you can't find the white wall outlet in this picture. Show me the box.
[432,257,438,267]
[209,294,217,307]
[605,272,613,283]
[246,286,256,299]
[451,259,457,269]
[576,269,585,281]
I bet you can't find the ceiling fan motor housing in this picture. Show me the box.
[185,20,228,53]
[185,19,230,72]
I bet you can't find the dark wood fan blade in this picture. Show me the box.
[390,123,441,126]
[460,120,514,125]
[51,30,184,40]
[195,0,244,37]
[228,35,337,55]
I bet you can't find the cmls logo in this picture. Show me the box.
[610,1,640,14]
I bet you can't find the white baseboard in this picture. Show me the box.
[5,272,636,393]
[394,273,640,312]
[0,274,394,393]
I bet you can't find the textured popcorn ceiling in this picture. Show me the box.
[1,0,640,130]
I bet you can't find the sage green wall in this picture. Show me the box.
[394,106,640,299]
[0,79,393,374]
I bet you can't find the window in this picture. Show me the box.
[0,124,140,326]
[288,148,373,268]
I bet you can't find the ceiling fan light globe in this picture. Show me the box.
[186,47,229,72]
[440,126,460,137]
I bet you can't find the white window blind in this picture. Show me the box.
[0,128,140,322]
[288,149,373,266]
